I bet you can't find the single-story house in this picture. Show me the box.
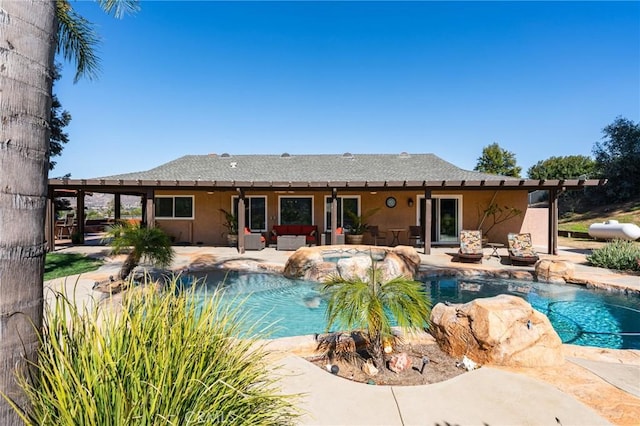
[46,152,605,254]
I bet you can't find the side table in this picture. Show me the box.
[486,242,505,258]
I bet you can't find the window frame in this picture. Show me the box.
[231,196,268,232]
[154,195,195,220]
[323,195,361,231]
[278,195,314,225]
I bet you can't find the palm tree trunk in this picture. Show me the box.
[369,332,385,369]
[0,1,56,424]
[119,252,140,281]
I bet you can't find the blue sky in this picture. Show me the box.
[53,1,640,179]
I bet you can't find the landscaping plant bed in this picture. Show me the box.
[306,341,466,386]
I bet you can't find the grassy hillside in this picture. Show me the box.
[558,197,640,233]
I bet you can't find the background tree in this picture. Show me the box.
[527,155,597,213]
[0,2,137,423]
[474,142,522,177]
[49,65,72,171]
[527,155,595,180]
[592,117,640,203]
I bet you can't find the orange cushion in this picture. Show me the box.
[336,227,343,235]
[244,227,251,235]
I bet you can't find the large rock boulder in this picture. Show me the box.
[535,259,575,283]
[336,255,372,281]
[283,245,421,282]
[430,295,564,367]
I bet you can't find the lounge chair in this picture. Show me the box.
[458,230,483,263]
[507,233,540,266]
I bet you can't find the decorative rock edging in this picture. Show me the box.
[418,266,536,282]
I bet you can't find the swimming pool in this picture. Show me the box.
[180,270,640,349]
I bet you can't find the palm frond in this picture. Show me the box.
[55,0,101,82]
[96,0,140,19]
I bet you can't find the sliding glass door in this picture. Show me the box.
[419,195,462,243]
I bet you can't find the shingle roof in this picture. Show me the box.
[100,153,511,183]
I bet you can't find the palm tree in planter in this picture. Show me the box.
[105,222,175,281]
[345,208,380,244]
[219,208,239,246]
[321,260,431,369]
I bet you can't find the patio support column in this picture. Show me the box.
[331,188,338,245]
[76,190,85,244]
[114,193,121,220]
[143,189,155,228]
[423,189,432,255]
[548,188,559,255]
[237,189,246,254]
[45,188,55,252]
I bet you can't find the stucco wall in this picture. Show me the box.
[520,207,549,249]
[459,190,529,245]
[153,189,537,247]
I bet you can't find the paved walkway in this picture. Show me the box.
[46,241,640,425]
[277,355,610,425]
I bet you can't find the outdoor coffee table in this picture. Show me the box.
[277,235,306,251]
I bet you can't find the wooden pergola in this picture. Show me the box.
[47,177,606,255]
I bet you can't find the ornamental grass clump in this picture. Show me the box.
[587,239,640,272]
[9,278,298,425]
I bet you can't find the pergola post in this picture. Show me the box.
[76,189,85,244]
[423,189,432,255]
[114,193,121,220]
[548,189,559,255]
[237,189,246,254]
[143,189,155,228]
[331,188,338,245]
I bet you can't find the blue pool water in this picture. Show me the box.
[180,270,640,349]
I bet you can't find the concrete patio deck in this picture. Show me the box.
[45,241,640,425]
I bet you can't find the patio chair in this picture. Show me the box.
[507,233,540,266]
[408,226,423,247]
[56,213,76,239]
[368,226,386,246]
[458,230,483,263]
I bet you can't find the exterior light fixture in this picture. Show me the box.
[407,197,414,207]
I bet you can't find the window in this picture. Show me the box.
[232,196,267,231]
[324,196,359,231]
[154,196,194,219]
[279,196,313,225]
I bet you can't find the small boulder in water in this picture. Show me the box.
[303,295,321,308]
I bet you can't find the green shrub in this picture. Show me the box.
[587,240,640,272]
[9,278,298,425]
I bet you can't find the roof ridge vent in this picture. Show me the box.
[399,152,411,158]
[342,152,354,158]
[281,152,291,158]
[221,153,231,157]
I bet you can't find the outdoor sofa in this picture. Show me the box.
[268,225,318,246]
